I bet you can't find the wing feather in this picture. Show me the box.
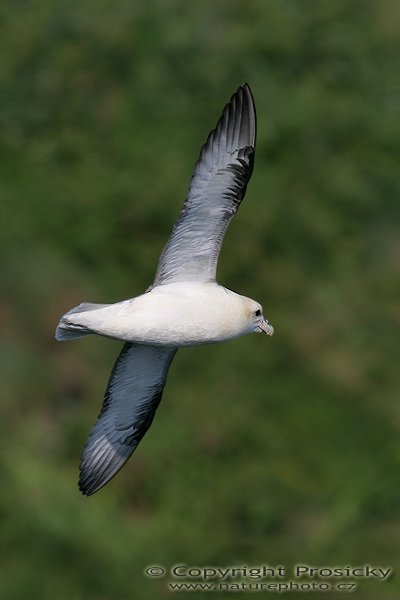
[79,343,177,496]
[153,83,256,286]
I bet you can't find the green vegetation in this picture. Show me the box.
[1,1,399,598]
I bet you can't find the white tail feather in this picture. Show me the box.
[55,302,110,342]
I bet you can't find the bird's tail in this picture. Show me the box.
[55,302,110,341]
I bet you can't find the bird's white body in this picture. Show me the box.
[63,282,263,346]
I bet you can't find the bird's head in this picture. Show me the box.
[242,298,274,336]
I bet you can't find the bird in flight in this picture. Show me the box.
[56,83,274,496]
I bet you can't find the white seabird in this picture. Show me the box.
[56,83,274,496]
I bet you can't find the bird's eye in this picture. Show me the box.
[255,309,261,317]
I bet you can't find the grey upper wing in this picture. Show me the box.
[79,343,177,496]
[152,83,256,287]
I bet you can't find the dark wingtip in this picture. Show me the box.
[224,83,257,150]
[239,83,256,148]
[78,436,136,496]
[79,481,93,496]
[78,479,99,496]
[78,455,114,497]
[78,465,98,496]
[241,83,255,112]
[241,82,252,95]
[78,468,110,496]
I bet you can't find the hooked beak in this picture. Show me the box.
[259,319,274,336]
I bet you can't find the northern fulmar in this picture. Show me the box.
[56,84,274,496]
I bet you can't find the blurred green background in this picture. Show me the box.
[1,0,399,598]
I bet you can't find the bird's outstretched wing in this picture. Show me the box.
[79,343,177,496]
[152,83,256,287]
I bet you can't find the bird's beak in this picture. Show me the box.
[259,320,274,336]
